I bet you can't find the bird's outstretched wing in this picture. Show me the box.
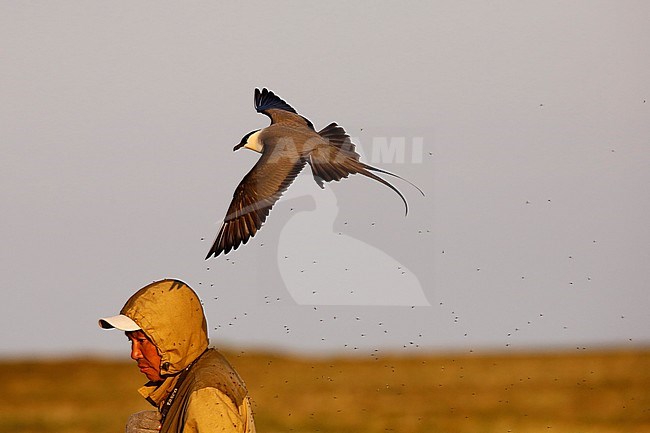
[255,88,314,129]
[205,142,307,258]
[316,122,361,160]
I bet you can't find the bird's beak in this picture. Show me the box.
[233,142,245,151]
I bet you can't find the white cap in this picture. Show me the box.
[98,314,141,331]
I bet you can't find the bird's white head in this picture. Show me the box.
[234,129,263,153]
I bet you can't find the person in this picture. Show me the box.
[99,278,256,433]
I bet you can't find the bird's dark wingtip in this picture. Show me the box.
[205,249,218,260]
[254,88,297,114]
[205,240,224,260]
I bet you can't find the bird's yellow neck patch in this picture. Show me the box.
[244,130,264,153]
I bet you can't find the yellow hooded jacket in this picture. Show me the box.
[120,279,255,433]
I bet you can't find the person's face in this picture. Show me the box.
[126,330,163,382]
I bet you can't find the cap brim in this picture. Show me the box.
[98,314,141,331]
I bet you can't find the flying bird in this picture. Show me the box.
[205,88,423,259]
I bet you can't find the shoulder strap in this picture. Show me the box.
[159,350,206,424]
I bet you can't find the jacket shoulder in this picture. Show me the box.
[186,349,249,407]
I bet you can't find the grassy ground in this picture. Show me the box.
[1,349,649,433]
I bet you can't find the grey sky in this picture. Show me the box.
[1,2,649,358]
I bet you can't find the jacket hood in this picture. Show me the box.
[120,279,209,376]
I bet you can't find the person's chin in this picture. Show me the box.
[144,374,163,383]
[138,366,160,382]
